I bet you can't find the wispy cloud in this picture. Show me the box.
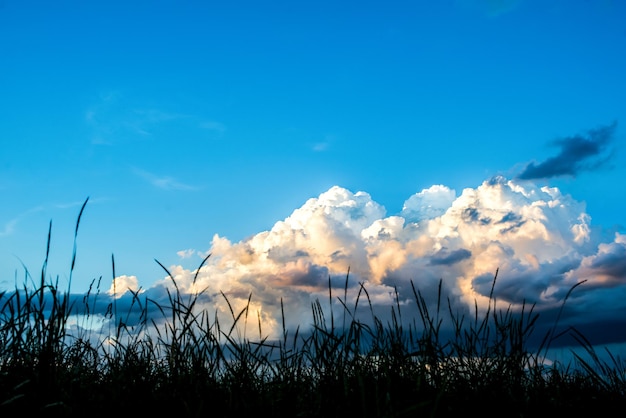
[517,122,617,180]
[0,199,104,237]
[310,134,336,152]
[54,199,93,210]
[85,92,216,144]
[200,121,227,135]
[0,218,19,237]
[0,206,45,237]
[312,142,328,152]
[125,109,190,136]
[177,249,196,259]
[85,91,122,145]
[132,167,200,191]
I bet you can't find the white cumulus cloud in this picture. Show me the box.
[139,177,626,342]
[108,275,141,299]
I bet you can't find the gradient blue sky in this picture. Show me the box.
[1,1,626,356]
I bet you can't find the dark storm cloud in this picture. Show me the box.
[567,239,626,290]
[284,264,331,288]
[588,245,626,280]
[471,255,582,305]
[564,319,626,346]
[517,122,617,180]
[429,248,472,266]
[0,287,169,331]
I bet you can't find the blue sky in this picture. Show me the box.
[1,1,626,358]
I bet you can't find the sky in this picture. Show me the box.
[1,0,626,361]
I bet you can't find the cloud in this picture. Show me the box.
[36,177,626,352]
[0,218,19,237]
[429,248,472,266]
[200,120,227,134]
[565,233,626,290]
[107,275,141,298]
[310,134,336,152]
[312,142,329,152]
[99,176,623,346]
[401,184,456,222]
[85,92,217,144]
[0,199,100,238]
[177,249,196,259]
[132,167,200,191]
[517,122,617,180]
[0,206,47,237]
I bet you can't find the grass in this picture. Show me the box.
[1,200,625,417]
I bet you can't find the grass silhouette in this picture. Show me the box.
[1,198,625,417]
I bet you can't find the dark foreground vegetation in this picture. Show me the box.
[1,202,625,417]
